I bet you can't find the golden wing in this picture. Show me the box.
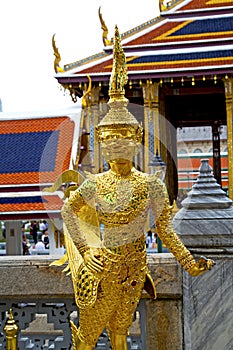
[43,169,85,199]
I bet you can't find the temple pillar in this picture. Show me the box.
[159,85,178,204]
[151,83,160,154]
[143,107,150,172]
[77,84,102,173]
[79,107,93,173]
[5,221,22,255]
[142,81,160,172]
[212,123,222,186]
[90,86,101,173]
[49,219,65,256]
[159,90,167,167]
[93,106,100,173]
[96,94,109,173]
[224,78,233,199]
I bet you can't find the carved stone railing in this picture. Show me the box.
[0,254,183,350]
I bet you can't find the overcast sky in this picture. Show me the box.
[0,0,159,114]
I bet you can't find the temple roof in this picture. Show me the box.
[123,16,233,47]
[55,0,233,84]
[0,193,64,220]
[0,112,79,220]
[0,115,75,187]
[173,0,233,11]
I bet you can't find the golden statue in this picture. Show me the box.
[61,25,214,350]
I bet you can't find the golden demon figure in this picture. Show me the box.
[61,26,213,350]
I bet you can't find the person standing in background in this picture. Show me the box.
[41,230,49,249]
[30,221,38,244]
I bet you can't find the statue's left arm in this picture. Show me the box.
[149,176,214,277]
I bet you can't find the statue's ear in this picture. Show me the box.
[135,125,143,142]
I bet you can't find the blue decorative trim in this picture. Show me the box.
[170,17,233,36]
[128,49,233,64]
[0,196,48,204]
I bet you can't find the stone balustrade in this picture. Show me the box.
[0,253,183,350]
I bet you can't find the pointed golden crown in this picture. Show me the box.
[108,25,128,103]
[96,25,142,142]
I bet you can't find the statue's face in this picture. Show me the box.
[97,125,142,162]
[101,136,140,162]
[98,128,135,141]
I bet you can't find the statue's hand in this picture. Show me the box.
[83,248,104,274]
[187,256,215,277]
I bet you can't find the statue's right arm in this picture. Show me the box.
[61,179,104,273]
[61,179,94,257]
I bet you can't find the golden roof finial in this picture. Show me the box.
[109,25,128,103]
[159,0,168,12]
[82,75,92,109]
[98,7,111,47]
[52,34,64,73]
